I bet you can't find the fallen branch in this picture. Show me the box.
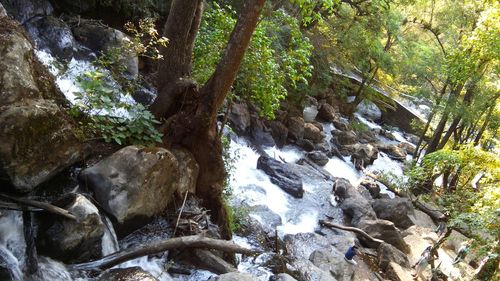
[319,219,384,246]
[69,235,260,271]
[362,170,405,197]
[0,194,76,220]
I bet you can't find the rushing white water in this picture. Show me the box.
[324,156,362,186]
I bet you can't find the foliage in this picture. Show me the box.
[70,19,166,146]
[349,120,369,133]
[72,71,163,146]
[193,3,313,118]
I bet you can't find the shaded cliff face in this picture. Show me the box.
[0,14,83,193]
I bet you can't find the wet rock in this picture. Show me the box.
[306,151,329,166]
[30,256,73,281]
[25,16,77,60]
[229,102,251,133]
[269,121,288,147]
[398,142,416,155]
[286,116,305,141]
[212,272,259,281]
[359,179,381,199]
[72,19,138,77]
[283,232,351,262]
[304,123,324,143]
[377,242,410,270]
[270,273,297,281]
[309,249,355,281]
[287,259,337,281]
[0,0,53,24]
[372,198,417,229]
[333,179,377,225]
[331,130,357,146]
[356,129,377,144]
[0,245,22,281]
[385,262,414,281]
[257,155,303,198]
[171,148,199,198]
[356,100,381,121]
[37,194,107,263]
[250,118,275,147]
[406,134,419,145]
[332,118,350,131]
[350,143,378,170]
[99,267,158,281]
[297,139,315,152]
[315,140,331,154]
[80,146,179,231]
[0,19,82,192]
[132,86,156,106]
[377,144,407,161]
[317,102,336,122]
[357,219,410,253]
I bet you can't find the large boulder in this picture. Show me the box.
[37,194,109,263]
[270,273,297,281]
[385,262,414,281]
[359,179,381,199]
[398,142,416,155]
[287,259,337,281]
[99,267,158,281]
[229,102,251,133]
[350,143,378,170]
[377,242,410,270]
[284,233,334,260]
[371,198,417,229]
[333,179,376,225]
[0,17,82,193]
[257,155,303,198]
[250,118,275,147]
[0,3,7,17]
[357,220,410,253]
[171,148,199,198]
[309,249,355,281]
[304,123,324,143]
[286,116,305,141]
[79,146,179,231]
[25,16,77,60]
[306,151,329,166]
[331,130,357,146]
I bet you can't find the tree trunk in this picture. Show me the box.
[151,0,266,240]
[473,102,495,146]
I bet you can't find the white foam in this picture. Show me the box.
[354,113,382,129]
[278,210,319,235]
[324,156,362,186]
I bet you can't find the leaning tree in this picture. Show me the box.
[149,0,266,239]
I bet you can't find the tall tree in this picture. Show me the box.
[150,0,266,239]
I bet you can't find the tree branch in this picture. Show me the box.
[0,194,76,220]
[319,220,384,246]
[69,235,260,271]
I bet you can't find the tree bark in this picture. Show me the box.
[69,235,259,271]
[0,193,76,220]
[319,219,384,246]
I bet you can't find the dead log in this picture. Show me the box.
[0,194,76,220]
[193,249,237,274]
[69,235,260,271]
[319,219,384,246]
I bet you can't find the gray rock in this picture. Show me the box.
[25,16,77,60]
[385,262,414,281]
[257,155,303,198]
[99,267,157,281]
[306,151,329,166]
[270,273,298,281]
[287,259,337,281]
[350,143,378,170]
[286,116,305,141]
[171,148,199,198]
[229,102,251,132]
[377,144,407,161]
[37,194,107,263]
[80,146,179,230]
[0,21,82,192]
[331,130,357,146]
[309,249,355,281]
[412,210,436,229]
[0,0,53,24]
[212,272,260,281]
[333,179,377,225]
[250,118,275,147]
[359,179,381,199]
[297,139,315,152]
[377,242,410,270]
[398,142,416,155]
[332,118,349,131]
[372,198,417,229]
[357,219,410,253]
[0,3,7,17]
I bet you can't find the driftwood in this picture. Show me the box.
[193,249,237,274]
[0,194,76,220]
[69,235,260,271]
[319,219,384,246]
